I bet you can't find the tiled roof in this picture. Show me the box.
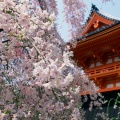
[98,10,120,21]
[86,4,120,24]
[77,4,120,41]
[77,21,120,41]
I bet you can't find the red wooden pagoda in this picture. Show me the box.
[72,4,120,93]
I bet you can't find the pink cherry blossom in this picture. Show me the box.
[0,0,105,119]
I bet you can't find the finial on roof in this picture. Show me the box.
[91,4,99,11]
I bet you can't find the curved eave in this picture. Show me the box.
[77,21,120,44]
[97,10,120,21]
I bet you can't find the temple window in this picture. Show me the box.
[106,84,113,88]
[96,61,102,66]
[114,56,120,62]
[106,58,112,64]
[89,63,94,68]
[116,82,120,87]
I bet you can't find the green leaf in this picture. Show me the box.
[60,96,68,104]
[76,105,81,109]
[3,10,15,16]
[6,100,10,104]
[5,43,9,51]
[118,93,120,97]
[47,18,53,23]
[13,97,19,105]
[17,33,24,41]
[8,32,14,36]
[4,110,11,114]
[5,43,9,47]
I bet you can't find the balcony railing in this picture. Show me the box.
[86,61,120,78]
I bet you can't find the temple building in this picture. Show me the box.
[72,4,120,119]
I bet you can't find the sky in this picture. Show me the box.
[56,0,120,42]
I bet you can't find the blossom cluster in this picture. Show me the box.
[0,0,101,120]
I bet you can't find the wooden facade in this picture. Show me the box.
[72,4,120,93]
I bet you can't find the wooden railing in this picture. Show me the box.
[86,61,120,78]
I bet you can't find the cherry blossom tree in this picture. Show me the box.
[0,0,106,120]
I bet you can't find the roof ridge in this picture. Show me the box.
[97,10,120,21]
[90,4,120,21]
